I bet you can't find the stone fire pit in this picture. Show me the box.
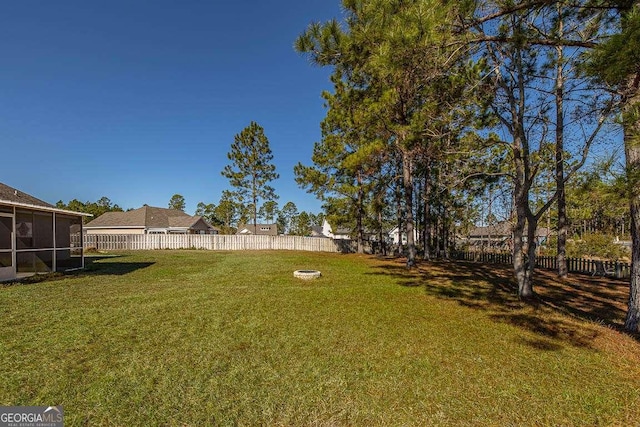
[293,270,322,280]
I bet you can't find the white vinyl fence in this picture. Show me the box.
[81,234,342,252]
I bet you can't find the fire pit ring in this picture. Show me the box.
[293,270,322,280]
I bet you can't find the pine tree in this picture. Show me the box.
[195,202,219,225]
[259,200,279,224]
[296,0,474,260]
[587,0,640,332]
[278,202,298,235]
[214,190,242,234]
[168,194,186,212]
[221,122,279,229]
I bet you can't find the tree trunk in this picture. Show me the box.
[627,193,640,332]
[512,216,530,298]
[557,185,568,276]
[555,25,569,278]
[356,172,364,254]
[623,65,640,332]
[526,212,538,296]
[252,180,258,230]
[442,203,449,258]
[513,163,534,299]
[396,179,404,256]
[402,150,417,263]
[423,166,432,260]
[378,210,386,256]
[415,179,423,249]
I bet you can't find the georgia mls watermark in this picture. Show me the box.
[0,406,63,427]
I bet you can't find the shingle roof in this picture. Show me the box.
[468,222,512,237]
[236,223,278,236]
[468,221,551,238]
[85,209,145,228]
[85,206,202,229]
[168,215,201,228]
[0,182,54,208]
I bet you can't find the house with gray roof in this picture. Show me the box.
[84,206,218,235]
[236,223,278,236]
[464,221,551,250]
[313,219,350,240]
[0,182,89,281]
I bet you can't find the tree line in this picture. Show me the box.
[56,197,123,222]
[57,192,324,237]
[194,196,324,236]
[294,0,640,333]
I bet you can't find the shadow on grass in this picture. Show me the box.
[369,258,633,349]
[2,255,155,287]
[79,256,155,277]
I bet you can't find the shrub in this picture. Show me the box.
[543,234,629,261]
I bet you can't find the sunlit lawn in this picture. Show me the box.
[1,250,639,426]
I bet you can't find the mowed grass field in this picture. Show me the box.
[1,250,640,426]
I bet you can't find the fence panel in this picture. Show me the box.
[81,234,342,253]
[453,251,630,279]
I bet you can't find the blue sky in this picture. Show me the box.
[0,1,343,214]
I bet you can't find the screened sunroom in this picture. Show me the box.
[0,183,90,281]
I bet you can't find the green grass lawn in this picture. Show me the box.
[1,250,639,426]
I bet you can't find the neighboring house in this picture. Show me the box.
[534,227,551,247]
[85,206,218,235]
[0,182,90,281]
[467,222,513,249]
[465,221,551,250]
[313,219,350,240]
[310,225,325,238]
[236,223,278,236]
[388,226,419,245]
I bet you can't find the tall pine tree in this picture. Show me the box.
[222,122,279,229]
